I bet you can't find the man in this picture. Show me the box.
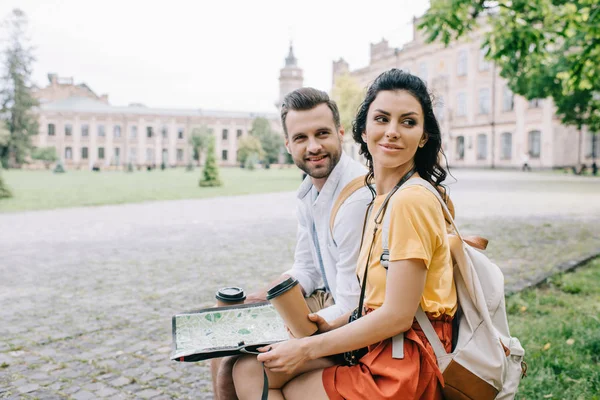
[211,87,371,399]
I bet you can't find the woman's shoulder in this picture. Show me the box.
[391,183,441,211]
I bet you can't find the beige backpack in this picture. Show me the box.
[385,178,526,399]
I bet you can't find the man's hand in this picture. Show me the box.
[308,313,334,333]
[244,292,267,304]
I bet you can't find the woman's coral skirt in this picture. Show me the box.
[322,315,453,400]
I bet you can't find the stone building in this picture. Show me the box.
[31,48,304,169]
[332,18,599,169]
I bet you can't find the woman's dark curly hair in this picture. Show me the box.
[352,69,448,195]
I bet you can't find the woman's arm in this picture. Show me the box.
[257,259,426,373]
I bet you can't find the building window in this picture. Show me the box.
[81,147,89,159]
[500,132,512,160]
[65,147,72,160]
[528,98,542,108]
[528,130,541,158]
[147,127,153,138]
[434,96,444,121]
[456,136,465,160]
[130,126,138,139]
[503,86,514,112]
[457,49,468,76]
[222,149,228,161]
[177,128,184,140]
[456,92,467,117]
[98,125,106,137]
[98,147,105,159]
[478,46,491,71]
[176,148,184,162]
[161,126,168,139]
[48,123,56,136]
[146,148,154,163]
[81,124,89,137]
[222,129,228,141]
[477,134,488,160]
[65,124,73,136]
[129,148,137,163]
[478,88,490,114]
[585,132,599,159]
[113,148,121,165]
[418,62,428,83]
[114,125,122,138]
[237,129,243,138]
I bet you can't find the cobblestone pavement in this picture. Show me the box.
[1,170,599,399]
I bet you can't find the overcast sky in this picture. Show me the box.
[1,0,430,113]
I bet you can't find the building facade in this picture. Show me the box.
[333,19,599,169]
[31,48,304,169]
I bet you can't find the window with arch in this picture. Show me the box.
[500,132,512,160]
[528,130,541,158]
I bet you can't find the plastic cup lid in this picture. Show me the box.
[215,286,246,302]
[266,277,299,300]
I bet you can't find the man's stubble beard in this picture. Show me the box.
[296,148,341,180]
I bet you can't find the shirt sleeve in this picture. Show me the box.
[285,201,321,296]
[316,188,371,322]
[388,186,445,268]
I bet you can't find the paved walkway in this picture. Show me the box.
[1,170,599,399]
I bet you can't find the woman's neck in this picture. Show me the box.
[373,162,415,195]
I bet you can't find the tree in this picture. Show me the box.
[418,0,600,135]
[189,125,212,166]
[0,124,10,197]
[0,9,39,168]
[0,164,10,199]
[332,73,365,157]
[237,135,264,168]
[250,117,282,168]
[199,135,222,187]
[31,146,58,169]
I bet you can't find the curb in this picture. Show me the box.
[506,249,600,295]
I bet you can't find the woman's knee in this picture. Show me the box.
[232,355,262,383]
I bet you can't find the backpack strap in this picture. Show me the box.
[381,177,458,360]
[382,177,461,360]
[329,175,367,243]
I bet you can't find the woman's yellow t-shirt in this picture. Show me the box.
[356,184,457,317]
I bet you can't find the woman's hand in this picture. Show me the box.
[308,313,334,333]
[256,339,312,375]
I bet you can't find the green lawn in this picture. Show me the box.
[0,167,303,213]
[509,257,600,399]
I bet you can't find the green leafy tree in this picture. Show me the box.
[237,135,264,168]
[418,0,600,135]
[0,164,11,199]
[0,9,39,168]
[332,73,365,156]
[199,136,222,187]
[250,117,282,168]
[189,125,212,166]
[31,146,58,169]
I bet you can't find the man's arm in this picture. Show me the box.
[317,190,371,322]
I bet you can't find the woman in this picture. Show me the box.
[233,69,456,400]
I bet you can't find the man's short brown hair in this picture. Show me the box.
[280,88,341,137]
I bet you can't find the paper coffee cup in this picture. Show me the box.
[215,287,246,307]
[266,277,318,338]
